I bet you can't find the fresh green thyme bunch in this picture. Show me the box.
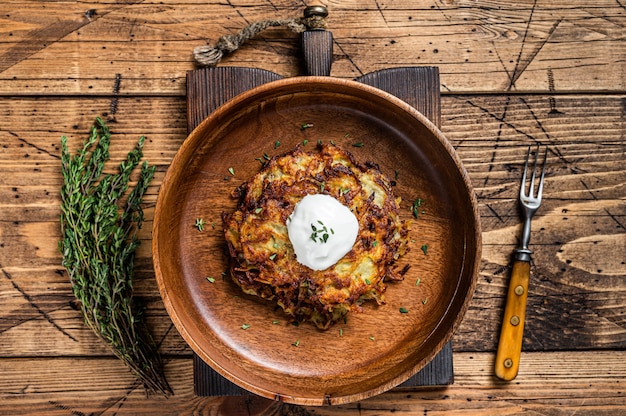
[59,117,171,395]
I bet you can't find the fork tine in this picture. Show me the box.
[521,145,548,199]
[529,145,540,196]
[536,146,547,200]
[520,147,530,197]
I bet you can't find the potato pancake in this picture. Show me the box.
[222,143,410,329]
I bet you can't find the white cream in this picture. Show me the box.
[287,194,359,271]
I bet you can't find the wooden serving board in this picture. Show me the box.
[185,29,452,397]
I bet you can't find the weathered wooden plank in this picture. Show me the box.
[0,273,185,357]
[1,95,624,171]
[0,352,624,415]
[0,1,624,94]
[0,93,624,358]
[2,203,623,357]
[1,0,623,412]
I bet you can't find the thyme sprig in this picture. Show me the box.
[59,117,171,396]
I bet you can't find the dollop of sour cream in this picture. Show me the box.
[287,194,359,271]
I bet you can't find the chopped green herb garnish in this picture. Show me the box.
[272,320,279,325]
[206,277,215,283]
[320,182,325,192]
[399,307,409,314]
[372,240,378,247]
[421,244,429,255]
[344,133,351,138]
[352,142,364,148]
[269,253,277,261]
[241,324,250,330]
[292,339,300,347]
[274,140,281,148]
[415,278,421,286]
[228,167,235,176]
[254,207,263,214]
[365,278,371,285]
[422,297,429,305]
[303,139,308,146]
[194,218,206,231]
[339,328,343,337]
[310,220,331,244]
[301,123,313,130]
[369,336,375,341]
[411,198,423,219]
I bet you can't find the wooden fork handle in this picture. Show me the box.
[495,259,531,381]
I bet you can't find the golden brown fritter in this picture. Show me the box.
[222,144,410,329]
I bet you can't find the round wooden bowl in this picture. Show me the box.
[153,77,481,406]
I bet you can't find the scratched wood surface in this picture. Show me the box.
[0,0,625,414]
[0,1,625,94]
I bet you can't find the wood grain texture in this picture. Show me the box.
[0,94,624,358]
[1,0,625,411]
[194,343,456,397]
[0,352,624,415]
[494,260,531,380]
[1,92,623,410]
[0,1,624,94]
[187,65,456,397]
[154,76,480,405]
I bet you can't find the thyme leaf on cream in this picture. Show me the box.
[310,220,333,244]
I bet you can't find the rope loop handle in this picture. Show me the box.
[194,6,328,67]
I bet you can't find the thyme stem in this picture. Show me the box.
[59,117,171,396]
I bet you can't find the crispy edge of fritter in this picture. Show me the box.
[222,143,410,329]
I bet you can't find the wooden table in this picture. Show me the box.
[1,1,624,414]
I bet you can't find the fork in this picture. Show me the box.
[495,145,547,381]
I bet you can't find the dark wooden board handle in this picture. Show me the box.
[301,30,333,76]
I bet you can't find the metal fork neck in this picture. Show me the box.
[515,217,533,262]
[515,248,533,262]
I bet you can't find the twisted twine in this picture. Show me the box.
[194,15,326,67]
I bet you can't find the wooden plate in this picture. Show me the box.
[153,77,481,406]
